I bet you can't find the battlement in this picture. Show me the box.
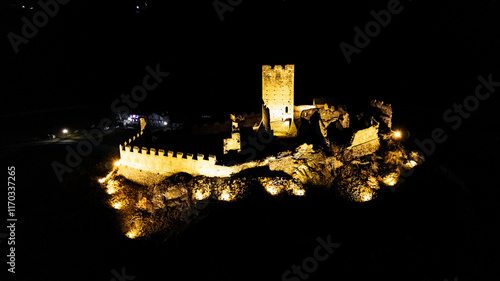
[123,129,144,148]
[262,65,295,105]
[118,140,236,180]
[120,144,217,162]
[348,124,380,157]
[262,64,294,72]
[117,116,243,182]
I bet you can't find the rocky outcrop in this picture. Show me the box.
[102,100,422,239]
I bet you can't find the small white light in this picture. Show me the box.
[62,128,68,134]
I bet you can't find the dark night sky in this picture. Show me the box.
[1,0,499,119]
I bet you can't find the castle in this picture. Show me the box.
[117,65,388,186]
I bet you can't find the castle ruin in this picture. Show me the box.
[116,64,390,186]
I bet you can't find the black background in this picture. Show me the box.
[1,0,499,281]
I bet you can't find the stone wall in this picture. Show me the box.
[119,144,239,179]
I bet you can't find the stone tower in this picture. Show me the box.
[223,114,241,154]
[262,64,296,137]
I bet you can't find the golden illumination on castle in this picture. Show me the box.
[107,186,116,195]
[407,160,417,168]
[382,173,399,186]
[126,228,140,239]
[362,192,373,202]
[94,63,424,242]
[112,201,123,209]
[219,190,233,201]
[261,65,297,137]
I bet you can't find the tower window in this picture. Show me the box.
[285,106,288,113]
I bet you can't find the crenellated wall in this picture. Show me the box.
[118,130,239,182]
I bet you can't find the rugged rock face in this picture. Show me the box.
[264,144,339,187]
[101,135,420,239]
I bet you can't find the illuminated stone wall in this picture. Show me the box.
[117,131,241,185]
[348,125,380,157]
[262,64,296,137]
[223,121,241,154]
[118,144,240,179]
